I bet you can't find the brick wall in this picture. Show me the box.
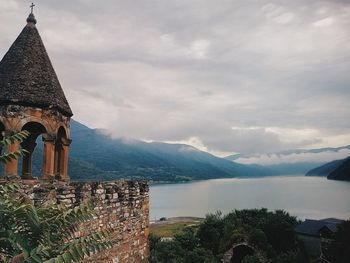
[12,180,150,263]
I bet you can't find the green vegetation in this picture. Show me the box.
[150,221,201,238]
[150,228,218,263]
[0,130,29,164]
[0,184,113,263]
[0,132,113,263]
[150,209,308,263]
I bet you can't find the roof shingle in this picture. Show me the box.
[0,15,73,117]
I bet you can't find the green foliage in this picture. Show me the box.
[0,130,30,164]
[150,228,219,263]
[242,255,261,263]
[174,228,200,251]
[213,208,298,256]
[196,212,224,255]
[150,221,200,238]
[150,209,306,263]
[0,184,114,263]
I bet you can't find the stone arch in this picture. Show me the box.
[223,242,266,263]
[55,123,69,138]
[18,117,50,134]
[230,244,255,263]
[20,121,48,179]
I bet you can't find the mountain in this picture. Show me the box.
[306,157,350,181]
[225,146,350,175]
[328,157,350,181]
[30,120,271,182]
[305,159,345,177]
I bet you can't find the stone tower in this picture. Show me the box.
[0,9,150,262]
[0,10,72,181]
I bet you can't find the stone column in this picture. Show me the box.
[22,140,37,179]
[58,138,71,181]
[4,139,20,178]
[42,134,56,180]
[54,143,61,176]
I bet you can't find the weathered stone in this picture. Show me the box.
[0,180,150,263]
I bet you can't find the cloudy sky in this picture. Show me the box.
[1,0,349,156]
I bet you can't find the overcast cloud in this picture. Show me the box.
[1,0,350,156]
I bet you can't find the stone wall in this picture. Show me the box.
[8,179,150,263]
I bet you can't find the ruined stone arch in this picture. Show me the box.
[223,242,266,263]
[230,244,254,263]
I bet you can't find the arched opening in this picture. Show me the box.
[230,245,255,263]
[0,121,5,176]
[55,126,67,179]
[20,122,47,179]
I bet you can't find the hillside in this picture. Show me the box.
[328,157,350,181]
[304,157,350,181]
[32,120,271,182]
[305,159,345,177]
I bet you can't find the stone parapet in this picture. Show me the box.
[0,179,150,263]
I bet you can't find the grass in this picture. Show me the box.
[150,222,200,237]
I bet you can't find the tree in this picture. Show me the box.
[150,228,219,263]
[197,212,224,255]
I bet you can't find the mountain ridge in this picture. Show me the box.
[224,145,350,175]
[305,157,350,181]
[29,120,350,182]
[63,120,271,181]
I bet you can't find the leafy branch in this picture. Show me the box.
[0,130,30,164]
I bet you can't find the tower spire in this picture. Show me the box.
[30,3,35,14]
[27,3,37,24]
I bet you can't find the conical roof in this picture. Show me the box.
[0,13,73,117]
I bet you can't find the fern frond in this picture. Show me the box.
[0,149,29,164]
[41,230,115,263]
[0,130,30,147]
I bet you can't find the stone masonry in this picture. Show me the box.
[6,179,150,263]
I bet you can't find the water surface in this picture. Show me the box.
[150,176,350,220]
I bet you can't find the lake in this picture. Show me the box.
[150,176,350,221]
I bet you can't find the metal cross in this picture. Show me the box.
[30,3,35,14]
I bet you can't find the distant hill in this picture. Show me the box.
[31,120,271,182]
[225,146,350,175]
[328,157,350,181]
[305,157,350,181]
[305,159,345,177]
